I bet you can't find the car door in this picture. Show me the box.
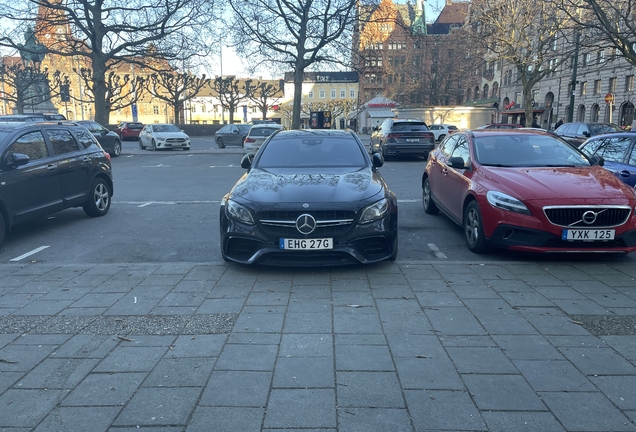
[227,125,240,146]
[140,125,152,146]
[44,128,92,206]
[429,135,459,215]
[444,135,472,221]
[0,130,63,224]
[594,136,635,187]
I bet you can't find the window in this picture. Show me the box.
[450,136,471,167]
[589,137,632,163]
[331,89,336,98]
[582,53,590,66]
[413,56,421,67]
[553,36,558,51]
[609,77,617,93]
[319,89,325,98]
[191,105,196,113]
[45,129,81,155]
[387,74,393,84]
[350,89,355,98]
[10,131,48,160]
[594,79,602,94]
[74,129,96,148]
[598,50,605,63]
[340,89,346,98]
[580,81,587,96]
[308,90,314,98]
[153,105,159,115]
[626,75,634,92]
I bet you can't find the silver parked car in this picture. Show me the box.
[243,124,283,154]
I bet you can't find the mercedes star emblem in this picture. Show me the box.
[296,214,317,235]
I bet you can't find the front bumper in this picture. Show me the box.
[487,224,636,253]
[220,209,398,266]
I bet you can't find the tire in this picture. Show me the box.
[438,134,446,142]
[151,139,157,151]
[111,140,121,157]
[0,212,6,247]
[83,177,111,217]
[422,177,439,215]
[463,201,490,254]
[139,139,145,150]
[217,137,225,149]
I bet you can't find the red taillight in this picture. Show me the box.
[244,137,256,143]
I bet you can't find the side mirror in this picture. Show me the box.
[372,152,384,168]
[232,130,239,135]
[4,152,30,168]
[582,131,591,137]
[240,153,253,169]
[589,154,605,166]
[448,156,465,169]
[101,129,108,136]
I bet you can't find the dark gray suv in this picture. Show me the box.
[0,122,113,246]
[370,118,435,159]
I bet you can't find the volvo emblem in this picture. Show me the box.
[296,214,317,234]
[581,210,597,225]
[303,203,309,208]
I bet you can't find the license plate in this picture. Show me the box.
[280,238,333,250]
[561,229,615,241]
[405,138,420,142]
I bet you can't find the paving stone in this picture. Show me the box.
[61,372,145,406]
[0,371,23,393]
[560,347,636,375]
[335,333,387,345]
[199,370,271,406]
[227,332,281,345]
[70,293,125,308]
[492,334,564,360]
[438,335,496,347]
[138,274,185,286]
[463,299,539,335]
[93,346,166,372]
[337,408,412,432]
[385,334,446,358]
[143,357,215,387]
[394,357,464,390]
[591,376,636,410]
[0,389,66,427]
[552,298,612,315]
[33,406,120,432]
[331,291,375,307]
[17,358,99,389]
[0,344,56,372]
[196,298,245,314]
[424,307,487,335]
[50,335,118,358]
[289,288,331,301]
[114,387,201,426]
[279,334,333,357]
[404,389,486,431]
[481,411,566,432]
[462,374,546,411]
[336,372,404,408]
[264,388,336,428]
[602,335,636,360]
[333,313,383,333]
[233,313,285,333]
[172,279,215,293]
[40,287,92,301]
[446,346,518,374]
[186,406,264,432]
[164,334,227,358]
[540,391,636,431]
[379,312,433,334]
[13,300,74,315]
[498,291,555,307]
[215,344,278,371]
[514,359,596,392]
[415,291,464,307]
[520,308,591,336]
[283,313,332,333]
[370,285,415,299]
[11,334,71,345]
[273,357,334,388]
[336,344,394,371]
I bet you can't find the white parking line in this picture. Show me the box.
[209,165,236,168]
[10,246,50,262]
[398,199,419,203]
[118,200,220,206]
[427,243,447,259]
[141,164,170,168]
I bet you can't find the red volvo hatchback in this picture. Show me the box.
[422,129,636,254]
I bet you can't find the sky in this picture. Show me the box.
[215,0,445,78]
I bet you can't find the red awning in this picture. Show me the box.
[503,108,545,114]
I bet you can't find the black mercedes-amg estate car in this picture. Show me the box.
[220,129,398,265]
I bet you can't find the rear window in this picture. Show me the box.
[447,126,458,130]
[392,122,429,132]
[589,124,622,135]
[127,123,143,129]
[257,136,367,168]
[238,125,252,132]
[249,127,279,137]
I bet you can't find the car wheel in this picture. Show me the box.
[111,140,122,157]
[0,212,6,247]
[438,134,446,142]
[151,139,157,151]
[83,177,111,217]
[217,137,225,149]
[139,139,145,150]
[463,201,490,254]
[422,177,439,215]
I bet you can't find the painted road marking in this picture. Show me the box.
[427,243,447,259]
[398,199,418,203]
[10,246,50,262]
[121,200,220,206]
[141,164,169,168]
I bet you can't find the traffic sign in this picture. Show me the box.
[605,93,614,104]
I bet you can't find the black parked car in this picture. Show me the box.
[554,122,622,147]
[77,120,122,157]
[370,118,435,159]
[220,129,398,265]
[0,122,113,246]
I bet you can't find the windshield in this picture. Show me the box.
[589,124,622,135]
[154,125,180,133]
[256,136,368,168]
[474,134,592,167]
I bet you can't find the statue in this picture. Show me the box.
[17,27,47,67]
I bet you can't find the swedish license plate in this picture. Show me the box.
[405,138,420,142]
[562,229,615,241]
[280,238,333,250]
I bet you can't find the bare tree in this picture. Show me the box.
[468,0,572,126]
[0,0,216,125]
[210,76,248,124]
[556,0,636,67]
[145,72,208,124]
[0,60,65,113]
[227,0,358,129]
[74,67,145,118]
[244,80,282,121]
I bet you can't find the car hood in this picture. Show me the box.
[154,132,188,139]
[229,167,384,204]
[481,166,635,202]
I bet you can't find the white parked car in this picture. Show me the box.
[243,124,282,154]
[428,124,458,142]
[139,124,191,151]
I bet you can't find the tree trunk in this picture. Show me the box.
[292,65,304,129]
[92,61,110,125]
[523,86,533,128]
[174,102,180,125]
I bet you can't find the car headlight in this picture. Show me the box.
[486,191,531,215]
[156,136,166,142]
[359,198,389,224]
[226,200,255,225]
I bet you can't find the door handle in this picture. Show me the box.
[46,164,57,170]
[620,170,631,177]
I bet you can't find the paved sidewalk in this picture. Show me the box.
[1,260,636,431]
